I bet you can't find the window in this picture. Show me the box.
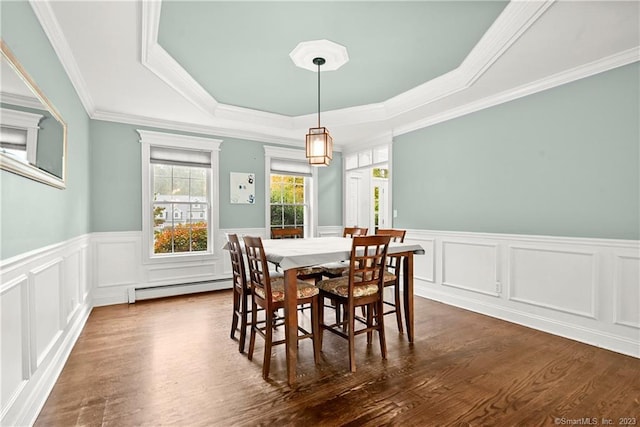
[0,107,42,165]
[270,174,306,234]
[139,130,221,261]
[152,161,208,254]
[264,146,317,238]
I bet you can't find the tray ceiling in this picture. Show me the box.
[29,0,640,148]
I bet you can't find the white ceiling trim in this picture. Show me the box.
[458,0,554,87]
[140,1,219,117]
[0,93,43,110]
[141,1,295,131]
[393,46,640,137]
[384,0,555,119]
[28,0,639,148]
[91,109,308,148]
[342,132,394,156]
[29,0,96,116]
[137,0,557,136]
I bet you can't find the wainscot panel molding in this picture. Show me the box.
[92,230,233,306]
[318,226,344,237]
[406,229,640,358]
[441,240,500,297]
[2,228,637,425]
[0,235,91,427]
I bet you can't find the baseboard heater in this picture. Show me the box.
[128,277,232,303]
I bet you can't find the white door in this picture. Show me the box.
[345,170,370,229]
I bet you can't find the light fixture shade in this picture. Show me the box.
[305,127,333,166]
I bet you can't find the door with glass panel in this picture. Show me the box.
[344,145,391,234]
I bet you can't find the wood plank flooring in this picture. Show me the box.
[35,291,639,426]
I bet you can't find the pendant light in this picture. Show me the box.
[305,57,333,166]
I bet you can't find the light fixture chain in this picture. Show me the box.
[317,59,321,128]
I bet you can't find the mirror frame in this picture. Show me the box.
[1,40,67,189]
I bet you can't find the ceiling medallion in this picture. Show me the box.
[289,39,349,72]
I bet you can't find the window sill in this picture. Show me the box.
[144,251,217,265]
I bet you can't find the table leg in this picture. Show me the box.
[284,268,298,385]
[403,252,414,343]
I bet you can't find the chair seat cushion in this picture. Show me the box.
[317,276,379,298]
[254,278,319,302]
[297,266,324,276]
[342,269,397,284]
[269,270,284,279]
[320,261,349,276]
[382,271,397,285]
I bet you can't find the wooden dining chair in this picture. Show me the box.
[375,229,407,333]
[271,227,303,239]
[271,227,324,283]
[243,235,321,379]
[317,235,391,373]
[321,226,369,278]
[228,233,251,353]
[343,226,368,238]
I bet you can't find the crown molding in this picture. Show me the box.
[343,132,393,155]
[0,92,43,110]
[141,1,218,116]
[215,103,295,129]
[458,0,554,86]
[139,0,556,132]
[292,102,388,129]
[137,129,222,150]
[394,46,640,137]
[92,109,303,147]
[31,0,637,151]
[29,0,96,115]
[384,1,555,119]
[92,37,639,149]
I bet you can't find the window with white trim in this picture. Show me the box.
[139,130,221,261]
[270,173,307,234]
[0,107,42,165]
[264,146,317,238]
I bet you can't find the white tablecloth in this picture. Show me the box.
[260,236,424,271]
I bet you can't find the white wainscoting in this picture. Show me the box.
[2,227,637,425]
[91,227,342,305]
[92,230,231,306]
[407,229,640,358]
[0,235,91,427]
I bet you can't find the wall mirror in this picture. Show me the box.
[0,40,67,189]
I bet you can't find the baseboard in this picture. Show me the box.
[3,300,92,426]
[415,283,639,358]
[133,279,233,302]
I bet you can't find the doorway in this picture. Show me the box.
[345,165,389,233]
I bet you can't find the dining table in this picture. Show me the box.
[259,236,425,386]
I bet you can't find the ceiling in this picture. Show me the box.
[28,0,640,150]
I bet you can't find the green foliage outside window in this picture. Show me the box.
[373,167,388,178]
[270,174,305,230]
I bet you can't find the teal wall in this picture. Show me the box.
[89,121,142,232]
[317,156,343,226]
[217,137,267,229]
[393,62,640,240]
[90,120,343,232]
[2,0,636,262]
[1,1,91,259]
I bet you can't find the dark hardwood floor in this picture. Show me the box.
[35,290,639,426]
